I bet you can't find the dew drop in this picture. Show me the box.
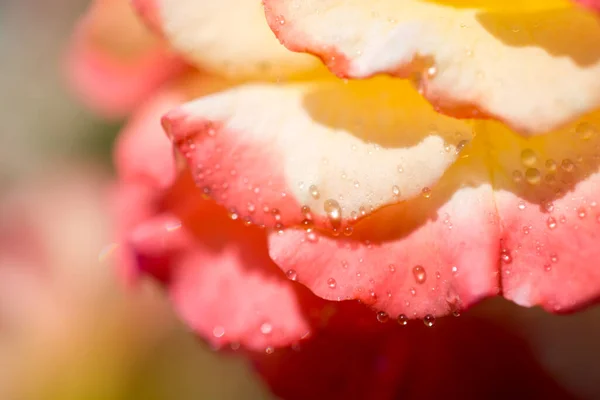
[305,229,318,243]
[561,159,575,173]
[512,170,523,183]
[550,253,559,263]
[423,315,436,327]
[343,226,354,236]
[545,159,557,172]
[547,217,557,230]
[388,264,396,273]
[451,265,459,275]
[376,311,389,323]
[412,265,427,284]
[525,168,541,185]
[309,185,320,199]
[392,185,401,197]
[576,121,597,140]
[520,149,537,166]
[397,314,408,326]
[327,278,337,289]
[500,249,512,264]
[544,264,552,272]
[286,269,298,281]
[260,322,273,335]
[324,199,342,228]
[212,326,225,338]
[422,187,432,199]
[409,287,417,296]
[578,207,587,219]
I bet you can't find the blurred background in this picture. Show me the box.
[1,1,599,399]
[0,0,270,398]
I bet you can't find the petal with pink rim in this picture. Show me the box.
[488,113,600,312]
[123,175,315,351]
[268,143,501,319]
[263,0,600,135]
[114,89,183,189]
[141,0,321,79]
[66,0,185,118]
[164,78,473,231]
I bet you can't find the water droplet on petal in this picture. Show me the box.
[324,199,342,228]
[212,326,225,338]
[525,168,541,185]
[421,187,432,199]
[520,149,537,166]
[500,249,512,264]
[260,322,273,335]
[547,217,557,229]
[423,315,436,327]
[327,278,337,289]
[392,185,400,197]
[412,265,427,284]
[397,314,408,326]
[376,311,389,323]
[309,185,320,199]
[286,269,298,281]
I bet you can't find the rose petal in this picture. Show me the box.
[264,0,600,134]
[164,78,473,231]
[66,0,185,118]
[268,146,500,318]
[145,0,320,79]
[125,176,313,350]
[254,314,577,400]
[488,114,600,312]
[114,89,183,189]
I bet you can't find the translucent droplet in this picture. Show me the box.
[260,322,273,335]
[412,265,427,284]
[305,229,318,243]
[576,122,597,140]
[286,269,298,281]
[409,287,417,296]
[343,226,354,236]
[423,315,436,327]
[388,264,396,273]
[520,149,537,166]
[212,326,225,338]
[578,207,587,219]
[525,168,541,185]
[376,311,389,323]
[327,278,337,289]
[426,65,437,78]
[547,217,557,230]
[500,249,512,264]
[422,187,432,199]
[550,253,559,263]
[512,170,523,183]
[324,199,342,228]
[451,265,459,275]
[397,314,408,326]
[309,185,320,199]
[545,159,557,172]
[561,159,575,173]
[392,185,401,197]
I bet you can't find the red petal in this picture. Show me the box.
[253,314,577,400]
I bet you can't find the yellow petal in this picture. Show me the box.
[264,0,600,134]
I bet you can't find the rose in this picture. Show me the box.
[67,0,600,397]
